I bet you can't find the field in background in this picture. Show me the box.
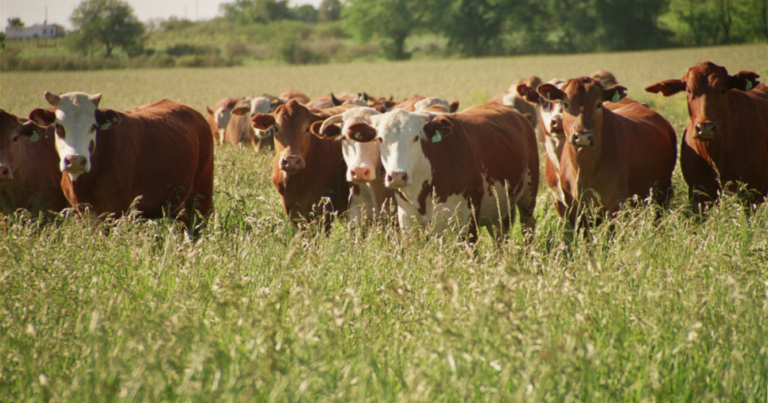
[1,45,768,401]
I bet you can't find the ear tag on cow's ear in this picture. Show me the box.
[354,132,361,139]
[546,93,551,101]
[30,132,40,143]
[745,79,753,91]
[432,130,442,143]
[100,122,110,131]
[612,90,620,103]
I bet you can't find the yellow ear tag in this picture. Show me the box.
[612,90,620,103]
[100,122,110,131]
[745,80,753,91]
[30,132,39,143]
[432,130,442,143]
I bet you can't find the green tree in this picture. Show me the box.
[70,0,145,57]
[319,0,342,21]
[343,0,439,60]
[221,0,292,24]
[595,0,671,50]
[291,5,319,23]
[439,0,515,56]
[7,18,24,28]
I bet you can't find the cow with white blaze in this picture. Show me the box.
[311,107,395,228]
[28,92,213,227]
[348,103,539,242]
[226,96,276,152]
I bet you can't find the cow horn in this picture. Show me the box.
[319,115,344,135]
[44,91,61,107]
[89,93,102,107]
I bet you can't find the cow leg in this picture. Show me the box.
[681,140,719,214]
[516,187,537,242]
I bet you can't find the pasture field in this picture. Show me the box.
[1,44,768,402]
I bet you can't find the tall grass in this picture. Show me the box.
[1,45,767,401]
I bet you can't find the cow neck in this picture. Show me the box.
[65,124,112,199]
[559,108,613,197]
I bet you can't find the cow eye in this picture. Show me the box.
[378,138,383,143]
[12,136,19,142]
[596,103,602,109]
[562,102,569,109]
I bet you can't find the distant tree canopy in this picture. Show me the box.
[221,0,326,24]
[70,0,146,57]
[7,18,24,28]
[319,0,343,22]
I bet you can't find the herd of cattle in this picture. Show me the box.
[1,61,767,242]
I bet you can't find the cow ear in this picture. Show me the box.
[347,122,377,143]
[310,120,342,139]
[537,84,565,102]
[331,93,342,107]
[728,70,760,91]
[423,116,453,142]
[449,100,460,113]
[20,120,48,137]
[251,114,276,131]
[517,84,540,104]
[225,98,240,109]
[206,106,214,115]
[231,105,250,116]
[645,79,686,96]
[95,109,121,131]
[29,108,56,127]
[603,85,627,103]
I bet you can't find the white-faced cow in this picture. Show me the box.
[646,61,768,211]
[346,103,539,243]
[206,97,240,145]
[537,77,676,229]
[29,92,214,228]
[0,110,69,216]
[310,107,395,228]
[226,96,276,152]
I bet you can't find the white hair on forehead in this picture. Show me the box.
[250,97,272,115]
[413,97,449,112]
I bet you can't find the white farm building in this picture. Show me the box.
[5,22,61,39]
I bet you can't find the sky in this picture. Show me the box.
[1,0,322,29]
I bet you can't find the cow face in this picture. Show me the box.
[214,107,233,138]
[538,77,626,148]
[253,99,318,174]
[349,109,451,189]
[233,97,274,139]
[645,61,760,141]
[29,92,120,180]
[311,107,382,183]
[0,110,47,182]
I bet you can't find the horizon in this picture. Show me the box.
[1,0,323,30]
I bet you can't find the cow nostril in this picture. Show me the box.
[387,174,393,182]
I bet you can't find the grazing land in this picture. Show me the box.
[1,44,768,402]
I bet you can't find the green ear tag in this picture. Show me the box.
[546,93,551,101]
[432,130,442,143]
[354,132,360,139]
[100,122,110,131]
[30,132,39,143]
[746,79,753,91]
[612,90,620,103]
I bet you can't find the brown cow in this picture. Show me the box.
[306,93,344,109]
[29,93,214,228]
[537,77,676,229]
[345,103,539,243]
[392,95,460,113]
[646,61,768,211]
[278,90,310,105]
[206,97,240,145]
[225,97,275,152]
[251,100,356,226]
[589,70,618,88]
[0,110,69,216]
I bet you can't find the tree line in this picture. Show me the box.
[6,0,766,63]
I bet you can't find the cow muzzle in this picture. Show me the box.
[0,165,13,181]
[386,171,408,188]
[694,122,717,141]
[350,167,373,183]
[63,155,88,174]
[550,115,563,133]
[280,155,305,173]
[570,131,595,147]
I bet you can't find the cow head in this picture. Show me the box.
[645,61,760,141]
[310,107,382,184]
[348,109,451,189]
[589,70,618,88]
[0,110,48,182]
[537,77,626,148]
[253,99,322,174]
[519,78,566,148]
[233,97,274,139]
[29,91,120,180]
